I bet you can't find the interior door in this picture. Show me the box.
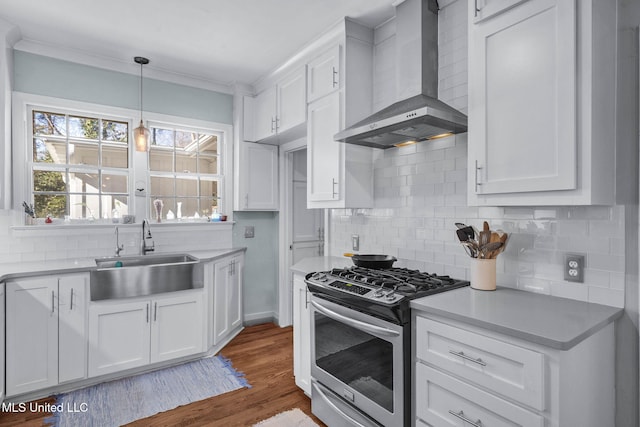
[290,149,324,264]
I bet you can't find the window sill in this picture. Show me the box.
[11,220,234,234]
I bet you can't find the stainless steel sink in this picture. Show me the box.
[90,253,204,301]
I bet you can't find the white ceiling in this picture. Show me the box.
[0,0,395,88]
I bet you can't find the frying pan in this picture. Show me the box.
[345,254,397,269]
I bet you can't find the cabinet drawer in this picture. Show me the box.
[416,363,544,427]
[416,317,545,410]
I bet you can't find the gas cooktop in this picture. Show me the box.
[306,266,468,324]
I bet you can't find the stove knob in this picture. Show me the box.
[373,289,384,298]
[385,292,396,301]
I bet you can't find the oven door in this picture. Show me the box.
[309,295,407,427]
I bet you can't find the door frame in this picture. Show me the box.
[277,137,307,326]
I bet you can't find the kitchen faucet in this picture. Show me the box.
[141,219,155,255]
[114,226,124,257]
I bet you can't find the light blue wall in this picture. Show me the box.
[232,211,279,322]
[13,51,233,124]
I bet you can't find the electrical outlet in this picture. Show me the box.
[564,253,585,283]
[352,234,359,251]
[244,226,255,238]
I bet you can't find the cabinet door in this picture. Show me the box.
[6,278,58,395]
[277,67,307,133]
[151,292,204,363]
[307,91,342,204]
[213,260,230,345]
[88,300,150,377]
[241,142,279,210]
[469,0,576,195]
[254,86,277,141]
[307,45,340,102]
[292,274,311,395]
[229,256,243,331]
[58,274,88,384]
[473,0,530,23]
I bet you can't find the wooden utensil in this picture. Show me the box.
[479,241,502,259]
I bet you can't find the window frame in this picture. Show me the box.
[12,92,233,225]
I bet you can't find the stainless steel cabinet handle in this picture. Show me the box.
[474,0,480,16]
[271,117,276,133]
[146,303,149,323]
[474,160,482,193]
[154,302,157,322]
[304,289,309,309]
[332,178,338,199]
[275,116,280,132]
[449,410,482,427]
[332,66,338,88]
[51,291,55,314]
[311,300,400,338]
[449,349,487,366]
[70,288,74,311]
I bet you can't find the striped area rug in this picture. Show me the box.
[47,355,249,427]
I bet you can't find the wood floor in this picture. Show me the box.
[0,323,325,427]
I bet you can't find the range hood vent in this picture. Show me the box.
[335,0,467,149]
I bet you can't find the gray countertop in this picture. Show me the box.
[290,256,353,275]
[0,247,246,282]
[411,286,623,350]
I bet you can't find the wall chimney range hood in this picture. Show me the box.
[334,0,467,149]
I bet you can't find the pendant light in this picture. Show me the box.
[134,56,150,152]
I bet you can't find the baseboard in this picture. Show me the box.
[243,310,277,326]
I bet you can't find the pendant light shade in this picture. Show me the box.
[134,56,150,152]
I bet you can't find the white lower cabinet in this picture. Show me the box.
[414,314,615,427]
[88,290,204,378]
[212,254,244,346]
[292,273,311,395]
[0,285,5,403]
[6,274,88,396]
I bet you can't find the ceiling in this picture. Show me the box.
[0,0,395,88]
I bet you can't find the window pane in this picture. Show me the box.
[200,179,218,199]
[102,174,128,193]
[34,194,67,219]
[34,138,67,164]
[199,134,218,156]
[102,120,128,143]
[70,142,99,166]
[176,176,198,197]
[150,176,175,197]
[69,194,100,219]
[69,172,100,194]
[151,128,174,148]
[175,130,196,149]
[198,155,218,174]
[176,198,198,218]
[102,195,129,218]
[149,149,174,172]
[68,116,99,140]
[33,111,66,136]
[176,151,198,174]
[102,145,128,168]
[33,169,66,192]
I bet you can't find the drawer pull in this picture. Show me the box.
[449,350,487,366]
[449,410,483,427]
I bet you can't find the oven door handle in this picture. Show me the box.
[312,382,368,427]
[311,300,400,338]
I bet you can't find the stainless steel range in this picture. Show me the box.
[306,266,468,427]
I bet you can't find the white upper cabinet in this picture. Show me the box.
[244,66,307,143]
[306,20,375,209]
[235,141,279,211]
[307,45,341,103]
[468,0,618,205]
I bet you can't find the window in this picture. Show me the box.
[148,124,222,221]
[30,109,130,220]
